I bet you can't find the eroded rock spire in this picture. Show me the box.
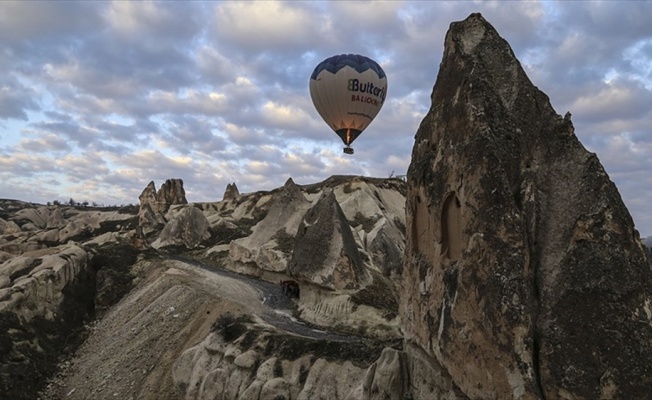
[402,12,652,399]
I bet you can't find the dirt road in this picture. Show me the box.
[172,255,360,342]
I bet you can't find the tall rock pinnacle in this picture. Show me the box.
[402,13,652,399]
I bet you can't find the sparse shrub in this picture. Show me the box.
[350,270,399,320]
[299,364,309,386]
[211,312,248,342]
[273,357,283,377]
[238,329,259,349]
[272,230,295,256]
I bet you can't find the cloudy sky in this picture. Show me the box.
[1,1,651,237]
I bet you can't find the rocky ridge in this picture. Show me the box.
[0,175,408,400]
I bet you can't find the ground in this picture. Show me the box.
[37,257,262,400]
[36,255,372,400]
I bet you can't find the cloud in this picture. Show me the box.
[213,1,326,54]
[0,77,40,120]
[568,79,652,123]
[19,133,71,153]
[1,1,651,236]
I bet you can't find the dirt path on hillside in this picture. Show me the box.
[171,255,360,342]
[37,256,359,400]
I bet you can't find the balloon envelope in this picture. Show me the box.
[309,54,387,147]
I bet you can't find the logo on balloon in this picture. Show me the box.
[347,79,387,105]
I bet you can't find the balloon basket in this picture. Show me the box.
[343,147,354,155]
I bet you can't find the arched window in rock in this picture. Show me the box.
[441,192,462,261]
[411,188,435,259]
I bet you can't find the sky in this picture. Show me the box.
[0,1,651,237]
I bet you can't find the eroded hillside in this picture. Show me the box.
[1,175,410,400]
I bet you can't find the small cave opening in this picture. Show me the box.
[441,192,462,261]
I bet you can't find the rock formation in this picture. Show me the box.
[402,12,652,399]
[151,207,211,250]
[138,179,188,237]
[1,176,410,400]
[289,189,368,291]
[229,178,311,274]
[157,179,188,213]
[223,182,240,201]
[172,330,377,400]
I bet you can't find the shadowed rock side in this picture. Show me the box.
[152,207,211,250]
[402,12,652,400]
[223,182,240,201]
[289,189,368,291]
[157,179,188,213]
[138,179,188,239]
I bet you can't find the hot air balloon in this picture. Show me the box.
[309,54,387,154]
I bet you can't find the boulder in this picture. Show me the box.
[402,12,652,399]
[151,207,211,250]
[0,218,21,235]
[11,206,50,230]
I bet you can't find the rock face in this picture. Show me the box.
[138,179,188,237]
[173,331,372,400]
[402,12,652,400]
[289,189,368,291]
[223,182,240,201]
[157,179,188,213]
[152,207,211,250]
[229,178,311,273]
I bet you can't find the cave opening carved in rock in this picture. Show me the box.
[441,192,462,261]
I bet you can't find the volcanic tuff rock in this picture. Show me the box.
[0,199,139,399]
[402,12,652,399]
[138,179,188,237]
[157,178,188,213]
[223,182,240,201]
[151,207,211,250]
[229,178,311,274]
[289,188,368,291]
[1,175,407,399]
[173,331,372,400]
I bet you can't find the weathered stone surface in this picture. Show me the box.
[138,203,166,236]
[402,12,652,400]
[151,207,211,249]
[289,189,368,291]
[11,206,50,230]
[139,181,158,211]
[0,218,21,234]
[138,179,187,238]
[223,182,240,201]
[46,207,65,229]
[0,243,94,398]
[360,347,408,400]
[172,331,373,400]
[0,175,408,399]
[157,178,188,213]
[230,178,311,273]
[332,177,406,279]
